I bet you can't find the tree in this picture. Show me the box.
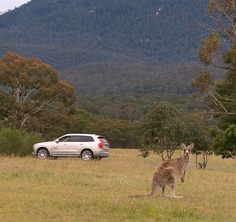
[139,102,187,161]
[0,52,76,134]
[188,126,213,168]
[191,0,236,159]
[192,0,236,115]
[212,124,236,159]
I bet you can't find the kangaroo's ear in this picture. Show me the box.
[181,143,186,149]
[188,143,194,149]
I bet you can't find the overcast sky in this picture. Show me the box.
[0,0,31,13]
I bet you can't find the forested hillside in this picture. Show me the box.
[0,0,209,68]
[0,0,209,65]
[63,62,204,95]
[0,0,212,102]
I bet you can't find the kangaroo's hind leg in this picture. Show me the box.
[169,182,183,198]
[164,175,183,198]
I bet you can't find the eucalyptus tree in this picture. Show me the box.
[139,102,188,161]
[192,0,236,115]
[0,52,76,134]
[191,0,236,159]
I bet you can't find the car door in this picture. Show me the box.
[65,135,83,155]
[52,136,75,156]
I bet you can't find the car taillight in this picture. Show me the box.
[98,139,103,148]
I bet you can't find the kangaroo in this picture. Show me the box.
[131,143,194,198]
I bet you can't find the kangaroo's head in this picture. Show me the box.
[181,143,194,157]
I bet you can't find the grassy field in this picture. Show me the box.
[0,149,235,222]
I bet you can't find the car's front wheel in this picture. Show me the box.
[37,148,49,159]
[81,150,93,160]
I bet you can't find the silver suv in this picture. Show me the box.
[32,133,110,160]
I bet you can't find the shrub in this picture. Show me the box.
[0,128,42,156]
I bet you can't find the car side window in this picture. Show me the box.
[67,136,94,142]
[57,135,95,142]
[58,136,70,142]
[68,136,80,142]
[78,136,94,142]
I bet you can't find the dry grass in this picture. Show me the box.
[0,149,235,222]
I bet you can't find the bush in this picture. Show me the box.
[0,128,42,156]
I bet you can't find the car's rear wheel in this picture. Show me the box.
[81,150,93,161]
[37,148,49,159]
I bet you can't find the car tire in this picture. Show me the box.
[81,150,93,161]
[37,148,49,159]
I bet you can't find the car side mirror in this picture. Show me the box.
[55,139,59,143]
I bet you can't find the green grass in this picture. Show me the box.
[0,149,235,222]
